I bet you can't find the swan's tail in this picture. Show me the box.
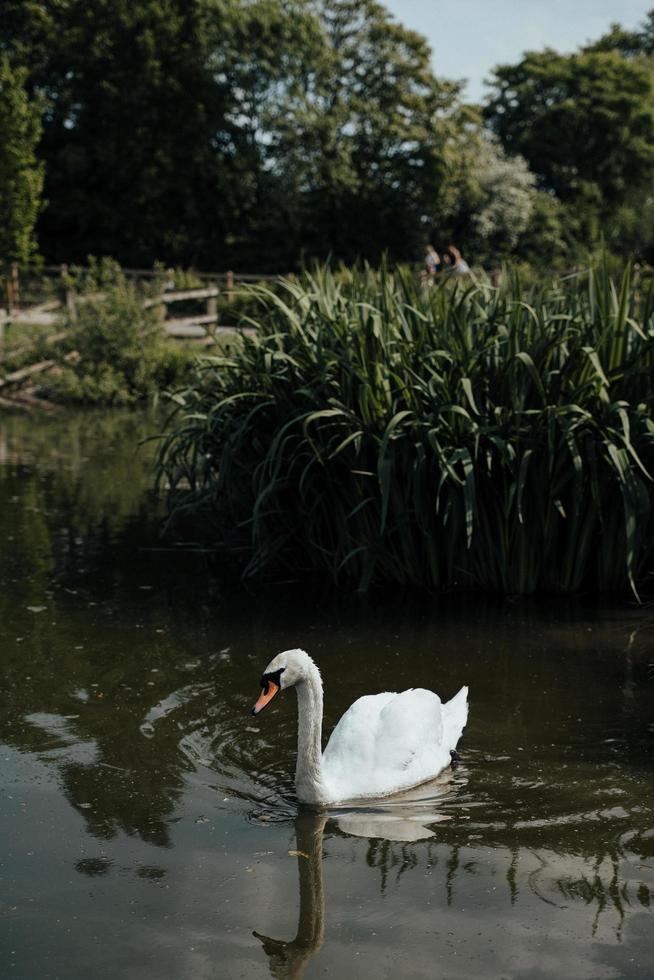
[442,686,468,754]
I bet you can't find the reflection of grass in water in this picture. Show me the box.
[558,862,626,939]
[559,834,653,938]
[365,838,419,893]
[257,810,654,980]
[354,819,654,940]
[525,847,647,940]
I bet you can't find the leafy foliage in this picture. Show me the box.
[484,49,654,209]
[585,11,654,58]
[156,262,654,595]
[0,55,44,264]
[3,0,463,270]
[43,260,193,405]
[269,0,465,264]
[6,2,654,268]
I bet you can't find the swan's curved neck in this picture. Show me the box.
[294,663,327,804]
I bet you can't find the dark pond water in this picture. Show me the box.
[1,409,654,980]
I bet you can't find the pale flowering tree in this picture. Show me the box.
[471,135,536,254]
[434,132,538,264]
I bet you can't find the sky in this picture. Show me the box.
[382,0,652,101]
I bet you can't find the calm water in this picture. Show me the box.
[1,409,653,980]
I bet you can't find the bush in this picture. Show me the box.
[41,259,194,405]
[156,262,654,595]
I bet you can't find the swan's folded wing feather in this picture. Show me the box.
[322,689,455,798]
[321,686,469,800]
[322,692,395,777]
[373,689,443,773]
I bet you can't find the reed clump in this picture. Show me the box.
[156,263,654,594]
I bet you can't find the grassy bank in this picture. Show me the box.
[156,263,654,595]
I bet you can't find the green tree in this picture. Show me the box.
[0,55,44,265]
[484,49,654,209]
[272,0,465,263]
[3,0,321,269]
[3,0,469,269]
[515,191,573,268]
[585,10,654,58]
[21,0,244,268]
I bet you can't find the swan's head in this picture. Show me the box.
[251,648,317,716]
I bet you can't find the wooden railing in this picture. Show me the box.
[1,262,283,345]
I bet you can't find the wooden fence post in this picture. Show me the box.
[207,281,218,321]
[61,263,77,322]
[226,270,234,305]
[5,268,12,315]
[9,263,20,312]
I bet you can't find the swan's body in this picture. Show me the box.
[252,649,468,805]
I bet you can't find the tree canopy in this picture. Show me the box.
[484,49,654,207]
[4,0,464,269]
[6,1,654,269]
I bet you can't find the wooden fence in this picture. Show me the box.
[1,262,283,346]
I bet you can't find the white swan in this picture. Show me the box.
[251,648,468,805]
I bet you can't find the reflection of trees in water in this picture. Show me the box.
[0,409,158,536]
[0,408,235,846]
[1,633,290,848]
[61,757,181,847]
[0,408,230,614]
[0,410,152,604]
[1,631,224,847]
[6,693,187,847]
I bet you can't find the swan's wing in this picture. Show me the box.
[322,692,395,776]
[373,689,443,772]
[322,688,467,800]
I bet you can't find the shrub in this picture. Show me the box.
[41,259,194,405]
[156,262,654,595]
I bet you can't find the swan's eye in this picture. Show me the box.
[260,666,285,693]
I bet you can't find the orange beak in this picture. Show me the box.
[252,680,279,716]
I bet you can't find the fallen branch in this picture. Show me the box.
[0,359,56,388]
[0,350,79,389]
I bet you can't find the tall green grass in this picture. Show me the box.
[156,262,654,594]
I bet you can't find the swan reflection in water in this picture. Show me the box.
[254,778,454,979]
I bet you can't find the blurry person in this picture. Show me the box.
[424,243,441,280]
[444,244,470,274]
